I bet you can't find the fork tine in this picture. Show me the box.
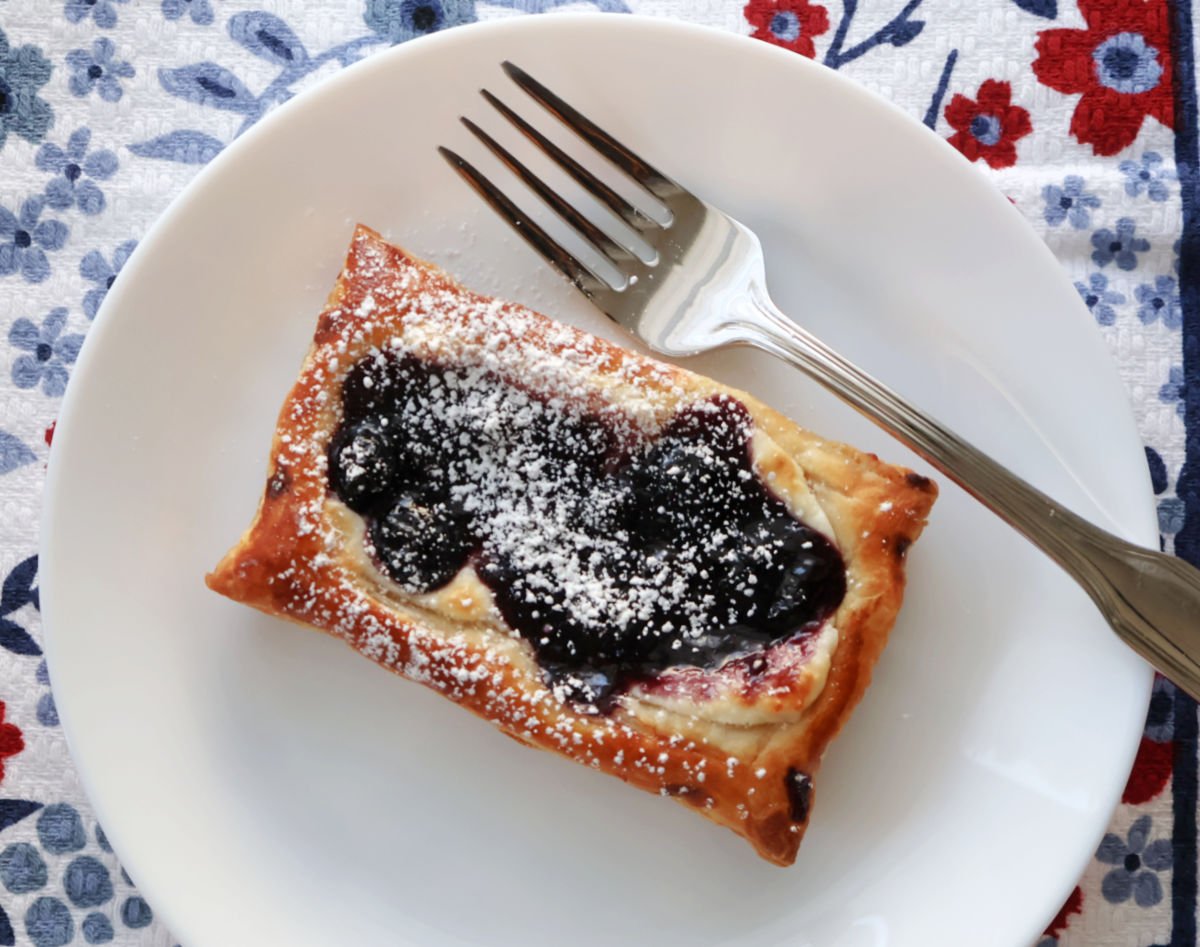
[480,90,658,234]
[438,146,611,298]
[459,117,635,266]
[501,61,678,202]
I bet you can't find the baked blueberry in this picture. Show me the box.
[764,526,845,633]
[533,413,613,477]
[544,663,620,709]
[368,491,474,592]
[328,419,401,513]
[786,769,814,822]
[632,442,742,535]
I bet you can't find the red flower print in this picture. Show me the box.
[745,0,830,59]
[1122,735,1173,803]
[0,702,24,782]
[1044,886,1083,938]
[1122,676,1176,804]
[1033,0,1173,156]
[944,80,1032,169]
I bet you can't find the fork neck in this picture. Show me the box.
[737,293,1099,565]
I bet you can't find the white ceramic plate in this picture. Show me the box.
[42,14,1154,947]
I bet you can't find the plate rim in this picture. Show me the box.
[40,12,1155,946]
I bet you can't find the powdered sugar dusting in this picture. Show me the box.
[300,233,844,710]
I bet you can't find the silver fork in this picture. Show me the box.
[439,61,1200,699]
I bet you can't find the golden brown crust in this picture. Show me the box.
[207,225,936,866]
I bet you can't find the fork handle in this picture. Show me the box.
[743,297,1200,699]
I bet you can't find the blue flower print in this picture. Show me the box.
[81,241,137,319]
[365,0,477,43]
[9,309,84,397]
[1159,496,1185,535]
[64,856,113,908]
[0,28,54,153]
[64,0,129,28]
[1091,217,1150,271]
[162,0,214,25]
[81,912,113,942]
[1160,365,1187,420]
[1042,176,1100,229]
[0,804,158,943]
[1145,675,1176,742]
[26,895,73,946]
[121,896,152,928]
[1097,815,1172,906]
[35,660,58,727]
[1120,152,1174,202]
[1075,272,1125,326]
[37,129,119,216]
[0,843,47,893]
[66,40,135,103]
[37,805,84,856]
[1147,444,1181,538]
[0,198,68,284]
[1135,275,1182,328]
[1147,445,1169,494]
[1092,32,1163,95]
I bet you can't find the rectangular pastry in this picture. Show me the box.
[207,225,937,866]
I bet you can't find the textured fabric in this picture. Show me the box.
[0,0,1196,944]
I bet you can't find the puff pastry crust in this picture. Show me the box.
[207,225,937,865]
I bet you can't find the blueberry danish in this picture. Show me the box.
[207,226,937,866]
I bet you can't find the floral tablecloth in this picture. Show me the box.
[0,0,1195,944]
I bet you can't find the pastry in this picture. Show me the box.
[207,225,937,865]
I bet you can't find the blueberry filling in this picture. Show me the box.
[786,768,813,822]
[328,352,846,708]
[328,418,402,511]
[369,489,473,592]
